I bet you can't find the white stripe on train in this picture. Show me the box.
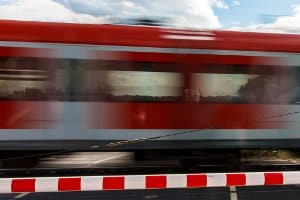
[0,40,299,60]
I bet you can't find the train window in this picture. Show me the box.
[85,62,182,102]
[0,57,54,101]
[190,73,258,103]
[190,65,297,104]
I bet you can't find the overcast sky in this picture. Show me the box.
[1,0,300,33]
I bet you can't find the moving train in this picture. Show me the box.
[1,19,300,150]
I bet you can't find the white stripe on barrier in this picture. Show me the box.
[35,177,58,192]
[283,172,300,185]
[0,179,11,193]
[246,173,264,186]
[125,175,145,190]
[167,174,186,188]
[207,173,226,187]
[81,176,102,191]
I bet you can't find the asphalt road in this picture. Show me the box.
[0,188,230,200]
[2,186,300,200]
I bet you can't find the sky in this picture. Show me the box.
[1,0,300,33]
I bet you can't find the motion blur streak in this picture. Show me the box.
[38,152,133,168]
[0,19,300,150]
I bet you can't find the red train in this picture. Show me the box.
[0,19,300,150]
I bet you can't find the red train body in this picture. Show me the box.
[0,20,300,150]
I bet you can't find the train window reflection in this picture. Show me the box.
[0,58,52,100]
[86,69,182,102]
[191,71,295,104]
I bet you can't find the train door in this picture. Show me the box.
[180,51,291,130]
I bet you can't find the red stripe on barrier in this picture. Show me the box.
[187,174,207,188]
[226,174,246,186]
[146,176,167,189]
[11,179,36,193]
[103,177,125,190]
[58,178,81,191]
[264,173,284,185]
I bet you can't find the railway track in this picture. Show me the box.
[0,150,300,177]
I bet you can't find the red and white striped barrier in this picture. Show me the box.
[1,172,300,193]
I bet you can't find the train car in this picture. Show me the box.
[1,19,300,150]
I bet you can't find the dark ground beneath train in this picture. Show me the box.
[0,149,300,177]
[0,139,300,151]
